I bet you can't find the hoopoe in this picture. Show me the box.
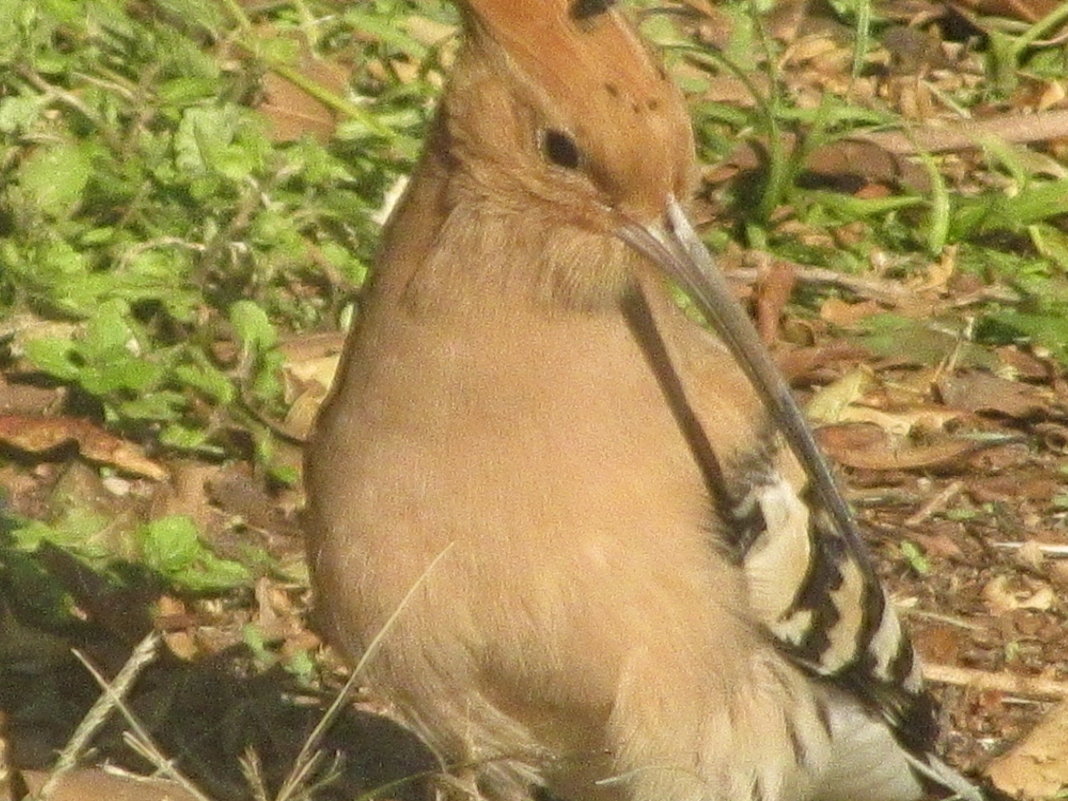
[304,2,985,800]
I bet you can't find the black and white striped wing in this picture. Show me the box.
[724,435,982,800]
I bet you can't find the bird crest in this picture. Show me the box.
[453,0,675,124]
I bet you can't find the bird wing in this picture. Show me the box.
[722,433,983,799]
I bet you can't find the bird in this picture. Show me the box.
[304,1,985,800]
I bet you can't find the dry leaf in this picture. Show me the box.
[837,404,964,438]
[162,629,199,661]
[997,346,1053,381]
[154,596,202,660]
[0,373,63,416]
[776,342,871,383]
[1034,422,1068,454]
[914,624,965,664]
[721,135,930,195]
[911,531,965,560]
[20,768,200,801]
[816,422,981,471]
[970,473,1060,503]
[280,333,342,437]
[205,463,296,537]
[283,354,339,438]
[982,575,1056,615]
[252,26,350,142]
[819,297,883,327]
[755,257,796,344]
[986,699,1068,799]
[937,371,1050,419]
[0,415,167,480]
[404,14,459,47]
[1015,541,1047,572]
[952,0,1064,24]
[1049,562,1068,593]
[806,367,875,423]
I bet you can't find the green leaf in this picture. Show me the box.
[138,515,252,592]
[18,142,93,218]
[174,359,235,404]
[342,9,430,57]
[852,314,996,369]
[900,541,930,575]
[82,298,136,355]
[267,463,299,486]
[986,310,1068,362]
[140,515,201,571]
[799,190,923,222]
[230,300,277,350]
[1029,223,1068,272]
[159,422,219,453]
[175,105,264,180]
[23,338,80,381]
[116,390,186,420]
[0,94,45,133]
[152,0,225,32]
[157,76,219,106]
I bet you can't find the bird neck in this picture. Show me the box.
[369,119,639,319]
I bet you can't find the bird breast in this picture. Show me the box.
[303,283,808,797]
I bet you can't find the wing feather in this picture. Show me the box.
[721,432,981,799]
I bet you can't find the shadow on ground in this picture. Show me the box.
[1,642,437,801]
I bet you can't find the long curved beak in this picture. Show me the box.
[616,196,860,546]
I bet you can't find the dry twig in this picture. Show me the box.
[38,634,161,800]
[924,663,1068,700]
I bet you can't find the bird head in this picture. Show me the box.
[445,0,695,231]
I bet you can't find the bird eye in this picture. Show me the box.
[541,129,582,170]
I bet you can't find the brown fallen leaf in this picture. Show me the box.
[766,0,813,42]
[910,531,966,561]
[0,372,63,417]
[0,415,167,480]
[937,371,1051,419]
[20,768,201,801]
[721,135,932,194]
[816,422,982,471]
[775,341,871,384]
[205,463,298,537]
[986,699,1068,799]
[149,461,222,535]
[279,332,344,438]
[969,472,1060,504]
[913,623,965,664]
[754,256,796,345]
[283,353,340,439]
[837,404,965,438]
[1049,562,1068,592]
[952,0,1064,24]
[996,345,1056,381]
[1034,421,1068,454]
[243,23,350,143]
[404,14,458,49]
[819,297,884,328]
[924,663,1068,700]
